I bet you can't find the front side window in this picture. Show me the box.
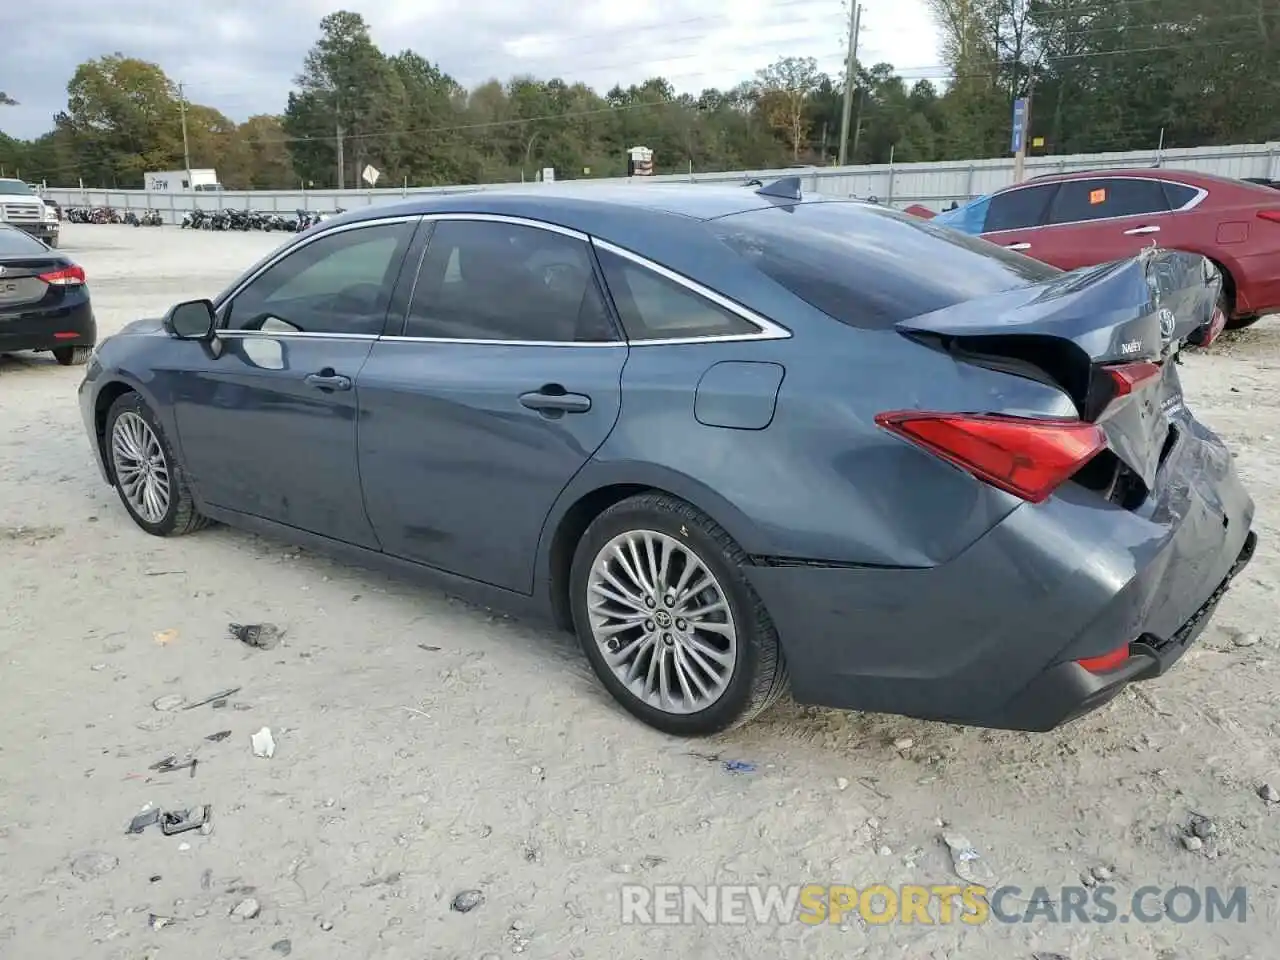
[1048,178,1171,225]
[984,183,1059,232]
[595,248,760,342]
[224,221,414,335]
[404,219,615,343]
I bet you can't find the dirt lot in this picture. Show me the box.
[1,224,1277,959]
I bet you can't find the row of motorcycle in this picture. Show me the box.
[65,206,162,226]
[60,207,342,232]
[181,209,342,232]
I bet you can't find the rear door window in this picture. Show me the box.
[1048,178,1172,224]
[710,201,1060,329]
[0,227,48,255]
[1161,181,1202,209]
[983,184,1059,232]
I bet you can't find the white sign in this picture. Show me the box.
[541,167,556,182]
[361,164,381,187]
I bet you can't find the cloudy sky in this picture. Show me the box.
[0,0,941,141]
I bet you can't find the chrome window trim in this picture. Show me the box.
[590,238,792,345]
[380,336,624,348]
[983,177,1209,236]
[218,329,379,342]
[216,214,423,313]
[417,211,589,241]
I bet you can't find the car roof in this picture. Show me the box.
[1009,167,1250,191]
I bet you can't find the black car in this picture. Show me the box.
[0,224,96,365]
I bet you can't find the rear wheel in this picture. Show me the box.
[52,345,92,366]
[569,492,788,736]
[105,393,209,537]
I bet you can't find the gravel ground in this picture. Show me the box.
[1,224,1278,960]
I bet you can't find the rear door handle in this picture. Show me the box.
[519,388,592,414]
[1005,242,1031,251]
[1124,225,1161,236]
[304,371,352,391]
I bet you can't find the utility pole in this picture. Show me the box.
[335,119,345,190]
[837,2,862,167]
[177,82,193,188]
[1011,71,1037,184]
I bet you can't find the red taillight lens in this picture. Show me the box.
[1191,305,1228,348]
[1105,361,1162,397]
[1077,644,1131,674]
[875,411,1107,504]
[38,265,85,286]
[1258,210,1280,224]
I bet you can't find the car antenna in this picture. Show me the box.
[755,176,803,201]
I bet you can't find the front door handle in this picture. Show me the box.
[519,387,592,415]
[1005,242,1031,251]
[1124,225,1161,236]
[304,371,352,391]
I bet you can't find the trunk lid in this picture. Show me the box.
[0,255,74,311]
[896,249,1220,492]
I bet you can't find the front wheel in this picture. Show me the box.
[105,393,209,537]
[569,492,788,736]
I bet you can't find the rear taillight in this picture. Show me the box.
[875,411,1106,504]
[1077,643,1131,674]
[1258,210,1280,224]
[1188,306,1227,348]
[1105,361,1162,397]
[38,265,85,286]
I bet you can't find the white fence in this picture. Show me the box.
[45,141,1280,225]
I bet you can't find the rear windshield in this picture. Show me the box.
[0,180,35,196]
[709,200,1060,328]
[0,226,48,255]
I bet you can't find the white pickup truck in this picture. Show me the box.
[0,178,58,247]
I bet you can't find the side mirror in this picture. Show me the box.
[164,299,217,340]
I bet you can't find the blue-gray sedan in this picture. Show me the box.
[78,181,1256,736]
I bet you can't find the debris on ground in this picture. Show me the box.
[1259,783,1279,804]
[1090,865,1113,882]
[161,805,211,836]
[182,687,243,711]
[70,851,118,881]
[836,777,850,791]
[152,694,185,712]
[149,755,198,777]
[1182,835,1204,852]
[319,919,334,931]
[451,889,485,913]
[722,760,756,774]
[229,622,283,651]
[360,871,403,887]
[205,730,232,742]
[200,869,212,890]
[893,737,915,751]
[418,644,441,652]
[271,939,292,955]
[230,897,261,921]
[126,808,161,835]
[153,629,179,646]
[1190,815,1217,839]
[251,727,275,758]
[941,833,997,885]
[148,913,176,931]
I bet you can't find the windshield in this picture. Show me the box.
[710,200,1059,329]
[0,180,36,197]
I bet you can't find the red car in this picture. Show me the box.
[932,169,1280,329]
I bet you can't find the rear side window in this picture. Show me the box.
[0,227,48,255]
[596,247,759,341]
[1048,178,1171,224]
[984,183,1058,232]
[1161,182,1201,209]
[709,201,1059,329]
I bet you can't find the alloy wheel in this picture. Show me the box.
[586,530,738,714]
[111,411,172,524]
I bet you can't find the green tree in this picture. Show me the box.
[755,56,822,159]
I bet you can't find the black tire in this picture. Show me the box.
[569,492,788,736]
[52,345,92,366]
[104,392,210,537]
[1225,313,1262,331]
[46,236,59,249]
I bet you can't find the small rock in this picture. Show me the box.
[451,889,485,913]
[200,869,212,890]
[152,694,185,712]
[71,852,118,881]
[1091,865,1113,882]
[148,914,174,931]
[319,920,334,931]
[1259,783,1279,804]
[199,821,214,836]
[942,833,996,885]
[1181,835,1203,852]
[194,909,208,918]
[1233,632,1261,648]
[251,727,275,759]
[178,842,191,852]
[1080,871,1096,887]
[893,737,914,751]
[878,845,892,857]
[271,940,292,955]
[836,777,850,791]
[230,897,261,920]
[1191,818,1216,839]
